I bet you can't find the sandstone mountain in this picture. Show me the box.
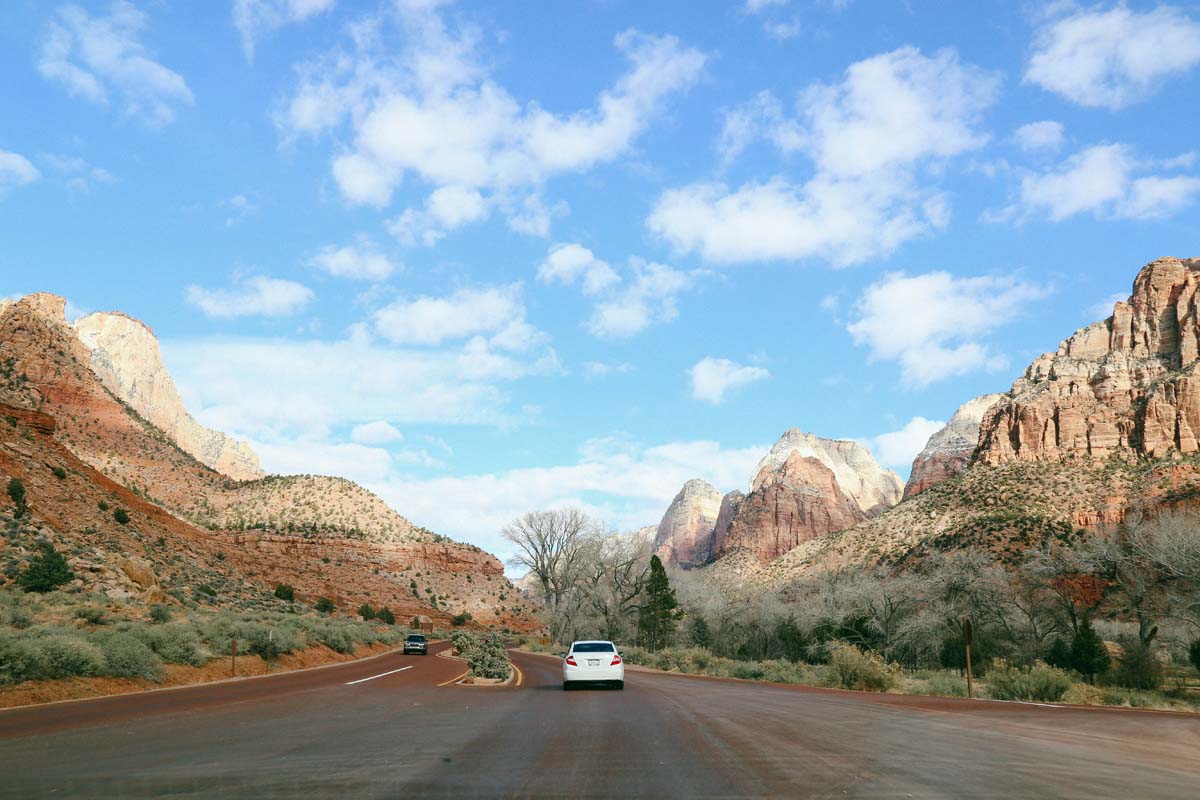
[74,311,263,480]
[653,479,723,567]
[0,293,532,629]
[903,394,1003,498]
[654,431,902,567]
[978,256,1200,464]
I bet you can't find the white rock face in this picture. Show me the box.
[74,312,264,481]
[904,394,1003,498]
[653,479,723,567]
[751,430,902,515]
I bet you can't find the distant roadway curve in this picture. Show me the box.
[1,644,1198,798]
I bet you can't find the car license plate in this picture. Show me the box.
[588,659,600,666]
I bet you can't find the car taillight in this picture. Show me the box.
[565,656,577,666]
[610,655,622,666]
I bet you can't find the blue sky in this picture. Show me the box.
[2,0,1199,561]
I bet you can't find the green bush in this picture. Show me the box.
[51,466,67,480]
[149,605,172,624]
[314,597,335,613]
[923,672,969,697]
[985,660,1071,702]
[314,623,353,653]
[358,603,375,620]
[113,509,130,525]
[38,634,106,679]
[6,478,27,517]
[1189,639,1200,675]
[376,607,395,625]
[1112,639,1162,690]
[136,623,211,666]
[450,611,471,626]
[244,624,295,661]
[829,643,897,692]
[1070,618,1110,683]
[101,633,164,681]
[17,542,75,593]
[74,605,109,625]
[273,584,295,602]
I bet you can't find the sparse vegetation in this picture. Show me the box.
[17,542,74,593]
[314,597,335,614]
[6,478,27,518]
[272,584,295,602]
[984,660,1072,702]
[452,631,510,680]
[113,508,130,525]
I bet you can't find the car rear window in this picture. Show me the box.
[406,635,426,642]
[572,642,615,653]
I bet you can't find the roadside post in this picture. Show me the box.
[231,639,237,677]
[962,617,973,699]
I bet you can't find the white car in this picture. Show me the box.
[562,640,624,690]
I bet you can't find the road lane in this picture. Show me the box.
[0,647,1197,798]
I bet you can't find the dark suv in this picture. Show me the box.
[403,634,428,655]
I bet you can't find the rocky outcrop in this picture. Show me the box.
[717,452,866,564]
[904,394,1003,498]
[978,257,1200,464]
[751,430,903,515]
[74,312,263,480]
[711,490,744,554]
[653,479,723,566]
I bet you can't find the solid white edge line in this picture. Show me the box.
[344,666,413,686]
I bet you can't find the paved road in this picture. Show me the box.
[1,646,1198,798]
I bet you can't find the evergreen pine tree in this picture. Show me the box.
[1188,638,1200,675]
[1045,637,1072,671]
[638,555,680,651]
[7,477,27,517]
[1070,617,1110,684]
[358,603,376,620]
[686,613,713,650]
[18,541,74,592]
[376,607,395,625]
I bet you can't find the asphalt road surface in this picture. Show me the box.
[1,644,1198,798]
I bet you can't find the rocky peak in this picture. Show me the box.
[752,429,902,514]
[653,479,723,567]
[74,311,264,481]
[904,393,1004,498]
[978,256,1200,464]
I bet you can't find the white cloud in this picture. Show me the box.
[310,235,398,280]
[1026,4,1200,110]
[537,243,620,295]
[386,185,489,246]
[39,2,194,127]
[847,271,1050,388]
[744,0,789,11]
[0,151,40,195]
[370,436,768,560]
[233,0,336,59]
[350,420,404,445]
[650,46,999,265]
[689,357,770,404]
[254,438,394,485]
[42,153,114,194]
[185,275,314,319]
[222,193,259,226]
[585,260,700,339]
[1086,291,1127,320]
[583,361,632,378]
[1013,120,1065,153]
[279,3,706,237]
[860,416,945,470]
[372,284,543,350]
[998,143,1200,223]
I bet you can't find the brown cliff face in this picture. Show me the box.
[653,479,723,566]
[0,294,533,629]
[716,452,866,564]
[978,257,1200,464]
[904,394,1003,498]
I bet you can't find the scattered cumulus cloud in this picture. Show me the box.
[0,151,41,196]
[860,416,945,471]
[185,275,315,319]
[991,143,1200,223]
[1013,120,1065,153]
[350,420,404,445]
[585,260,702,339]
[583,361,632,378]
[278,1,706,238]
[1086,291,1128,320]
[1026,4,1200,110]
[537,243,620,295]
[649,46,999,266]
[847,271,1050,388]
[310,235,399,280]
[372,284,544,352]
[38,1,194,128]
[222,193,259,226]
[689,357,770,404]
[232,0,336,60]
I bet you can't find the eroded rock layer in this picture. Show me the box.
[904,394,1003,498]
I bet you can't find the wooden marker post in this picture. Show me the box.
[231,639,237,677]
[962,617,974,699]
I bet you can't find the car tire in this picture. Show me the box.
[562,681,571,691]
[614,680,624,690]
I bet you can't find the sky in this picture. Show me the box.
[2,0,1199,563]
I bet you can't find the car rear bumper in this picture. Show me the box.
[563,664,624,682]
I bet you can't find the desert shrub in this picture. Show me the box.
[136,623,210,666]
[51,466,67,480]
[1189,639,1200,675]
[985,660,1071,702]
[924,672,968,697]
[463,632,510,679]
[1044,637,1072,671]
[17,543,74,593]
[451,611,471,626]
[315,623,353,653]
[358,603,375,620]
[273,584,295,602]
[1070,618,1110,683]
[98,500,109,511]
[36,634,106,679]
[376,607,395,625]
[148,605,172,624]
[6,478,27,517]
[113,509,130,525]
[829,643,897,692]
[314,597,335,613]
[1,603,33,629]
[1112,639,1163,690]
[244,624,287,661]
[731,661,767,681]
[101,633,164,681]
[686,614,713,649]
[74,605,108,625]
[1061,682,1104,705]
